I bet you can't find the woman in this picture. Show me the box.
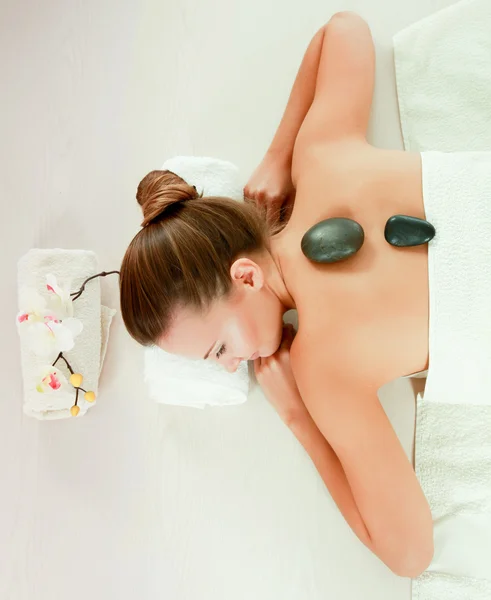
[120,12,433,577]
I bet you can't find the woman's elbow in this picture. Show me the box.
[385,536,434,578]
[328,11,368,28]
[330,11,361,21]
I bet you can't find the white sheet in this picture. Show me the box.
[2,0,461,598]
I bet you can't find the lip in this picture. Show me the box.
[249,352,260,361]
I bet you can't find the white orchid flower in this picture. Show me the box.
[26,317,83,357]
[36,366,68,393]
[46,274,74,318]
[17,276,83,358]
[17,288,58,324]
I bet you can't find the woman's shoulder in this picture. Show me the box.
[290,301,390,393]
[292,137,375,187]
[293,139,419,202]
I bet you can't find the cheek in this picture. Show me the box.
[228,314,258,356]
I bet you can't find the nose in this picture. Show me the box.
[225,357,241,373]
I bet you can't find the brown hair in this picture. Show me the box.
[120,170,269,346]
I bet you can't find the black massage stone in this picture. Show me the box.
[385,215,436,247]
[301,218,365,264]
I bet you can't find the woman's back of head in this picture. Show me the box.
[120,169,268,346]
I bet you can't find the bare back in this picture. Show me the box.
[253,14,435,572]
[278,141,429,386]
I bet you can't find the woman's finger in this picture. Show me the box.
[253,356,261,375]
[284,324,296,345]
[244,186,256,200]
[280,327,293,349]
[268,204,280,227]
[282,199,294,222]
[253,193,265,208]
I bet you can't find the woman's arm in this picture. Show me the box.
[291,11,375,182]
[255,326,432,576]
[244,25,326,222]
[245,12,375,217]
[289,412,432,577]
[264,11,375,168]
[290,338,434,578]
[288,411,372,546]
[262,26,326,169]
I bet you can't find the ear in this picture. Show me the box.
[230,258,264,290]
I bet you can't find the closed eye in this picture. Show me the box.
[216,344,226,359]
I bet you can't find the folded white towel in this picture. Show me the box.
[414,152,491,600]
[145,346,250,409]
[414,396,491,598]
[394,0,491,153]
[143,156,250,408]
[422,151,491,407]
[17,249,116,420]
[163,155,244,201]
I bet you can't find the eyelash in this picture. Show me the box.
[216,344,226,359]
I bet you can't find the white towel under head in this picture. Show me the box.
[143,156,250,408]
[145,346,250,409]
[17,249,116,420]
[162,155,244,201]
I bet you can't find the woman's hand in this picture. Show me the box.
[244,154,295,226]
[254,324,309,425]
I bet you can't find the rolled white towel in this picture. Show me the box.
[17,249,116,420]
[143,155,250,408]
[163,155,244,200]
[145,346,250,409]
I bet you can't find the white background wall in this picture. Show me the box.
[1,0,456,599]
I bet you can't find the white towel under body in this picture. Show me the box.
[422,151,491,407]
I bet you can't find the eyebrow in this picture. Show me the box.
[203,342,216,360]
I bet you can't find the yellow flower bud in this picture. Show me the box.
[69,373,83,388]
[70,405,80,417]
[84,391,96,403]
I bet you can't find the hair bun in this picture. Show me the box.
[137,170,199,227]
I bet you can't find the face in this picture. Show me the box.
[158,258,285,372]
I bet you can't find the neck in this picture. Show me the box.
[261,236,296,311]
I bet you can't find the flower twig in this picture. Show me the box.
[52,352,74,374]
[30,270,117,416]
[70,270,120,301]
